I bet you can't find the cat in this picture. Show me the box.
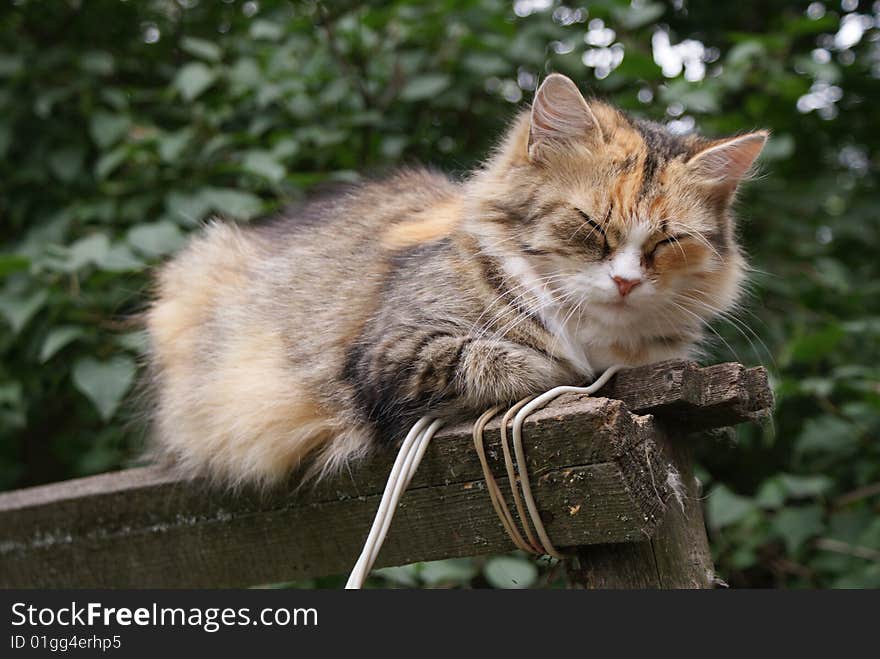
[145,73,766,490]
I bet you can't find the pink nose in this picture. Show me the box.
[612,276,641,297]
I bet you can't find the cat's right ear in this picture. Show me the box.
[528,74,603,161]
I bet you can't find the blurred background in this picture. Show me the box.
[1,0,878,588]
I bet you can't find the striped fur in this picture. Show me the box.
[146,74,766,488]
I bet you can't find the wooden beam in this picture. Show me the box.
[0,361,772,588]
[600,360,773,431]
[566,428,715,588]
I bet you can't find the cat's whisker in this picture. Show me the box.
[673,292,776,368]
[468,274,568,341]
[478,292,574,348]
[476,285,584,357]
[565,220,600,245]
[547,291,586,360]
[668,299,742,363]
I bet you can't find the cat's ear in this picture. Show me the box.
[528,73,603,160]
[687,131,768,192]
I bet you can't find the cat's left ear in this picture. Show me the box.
[687,131,768,192]
[528,73,603,161]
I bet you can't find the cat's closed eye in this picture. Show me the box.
[648,234,688,258]
[576,209,609,257]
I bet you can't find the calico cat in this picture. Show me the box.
[146,73,766,489]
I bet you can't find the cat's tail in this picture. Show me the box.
[144,221,371,490]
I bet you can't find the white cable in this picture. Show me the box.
[364,418,443,570]
[345,416,443,589]
[509,364,624,558]
[345,364,624,588]
[345,416,430,588]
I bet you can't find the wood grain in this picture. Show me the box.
[0,361,772,588]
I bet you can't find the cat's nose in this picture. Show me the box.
[612,275,641,297]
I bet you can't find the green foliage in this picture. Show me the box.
[1,0,878,587]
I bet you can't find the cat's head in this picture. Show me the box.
[468,73,766,359]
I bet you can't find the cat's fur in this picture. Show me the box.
[146,74,766,489]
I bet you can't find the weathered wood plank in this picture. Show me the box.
[1,463,656,588]
[601,360,773,431]
[0,398,670,587]
[566,428,715,589]
[0,360,772,588]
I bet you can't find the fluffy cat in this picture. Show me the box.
[146,73,766,489]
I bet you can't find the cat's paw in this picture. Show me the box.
[459,340,563,404]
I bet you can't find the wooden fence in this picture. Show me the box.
[0,360,772,588]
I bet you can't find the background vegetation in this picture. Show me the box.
[1,0,878,588]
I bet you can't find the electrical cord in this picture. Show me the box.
[345,365,623,588]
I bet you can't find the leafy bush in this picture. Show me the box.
[1,0,878,587]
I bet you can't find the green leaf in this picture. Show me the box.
[89,111,131,148]
[796,416,858,456]
[726,41,766,67]
[612,2,665,30]
[115,330,149,354]
[381,135,408,159]
[79,51,115,76]
[99,242,145,272]
[242,151,286,183]
[662,84,720,113]
[250,19,284,41]
[271,138,299,160]
[777,474,834,499]
[787,324,845,363]
[201,187,263,220]
[797,376,834,398]
[94,147,127,180]
[174,62,217,102]
[372,565,419,587]
[755,474,833,509]
[707,484,756,528]
[67,233,110,271]
[49,147,86,182]
[755,479,787,509]
[0,290,47,334]
[462,54,510,76]
[72,356,136,422]
[483,556,538,589]
[0,54,24,77]
[773,506,825,553]
[828,509,873,545]
[158,128,193,163]
[0,381,22,406]
[181,36,222,62]
[792,55,841,84]
[99,87,128,111]
[319,78,349,106]
[399,74,451,101]
[127,221,186,258]
[34,88,70,119]
[418,558,478,586]
[40,326,84,362]
[0,254,30,277]
[166,190,213,226]
[0,381,24,429]
[229,57,262,90]
[762,134,795,161]
[814,258,850,295]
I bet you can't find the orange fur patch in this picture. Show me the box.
[653,238,710,273]
[381,197,463,249]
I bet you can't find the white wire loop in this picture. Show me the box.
[345,416,443,589]
[345,365,623,588]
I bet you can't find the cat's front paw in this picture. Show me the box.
[458,340,565,405]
